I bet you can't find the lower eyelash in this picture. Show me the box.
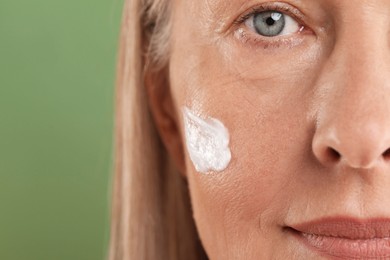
[234,26,305,50]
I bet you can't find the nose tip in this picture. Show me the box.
[312,124,390,169]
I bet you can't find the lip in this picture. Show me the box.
[287,217,390,259]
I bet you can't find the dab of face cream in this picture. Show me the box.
[182,106,231,173]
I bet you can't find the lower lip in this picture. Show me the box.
[289,228,390,259]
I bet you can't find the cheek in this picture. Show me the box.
[169,16,323,258]
[173,54,322,258]
[184,103,316,259]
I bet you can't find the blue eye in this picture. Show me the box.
[254,12,285,36]
[246,11,300,37]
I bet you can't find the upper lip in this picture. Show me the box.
[289,217,390,239]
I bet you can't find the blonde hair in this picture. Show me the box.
[108,0,208,259]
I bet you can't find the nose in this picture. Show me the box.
[312,24,390,169]
[313,118,390,169]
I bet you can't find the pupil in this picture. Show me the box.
[266,17,275,26]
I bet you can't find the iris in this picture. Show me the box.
[253,11,285,37]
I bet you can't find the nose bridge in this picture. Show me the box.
[312,17,390,169]
[337,9,387,93]
[330,3,389,99]
[332,40,388,128]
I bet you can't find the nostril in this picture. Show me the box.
[382,148,390,160]
[326,147,341,163]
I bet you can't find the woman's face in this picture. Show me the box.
[165,0,390,259]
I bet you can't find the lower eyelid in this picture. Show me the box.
[234,25,307,50]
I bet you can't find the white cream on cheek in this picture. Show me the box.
[182,106,232,174]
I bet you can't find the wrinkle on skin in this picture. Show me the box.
[203,0,228,36]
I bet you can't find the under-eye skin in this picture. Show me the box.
[232,2,310,48]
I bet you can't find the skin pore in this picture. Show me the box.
[147,0,390,259]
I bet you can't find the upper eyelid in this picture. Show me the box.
[233,2,307,29]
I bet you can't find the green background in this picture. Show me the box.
[0,0,123,259]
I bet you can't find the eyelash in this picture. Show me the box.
[233,2,309,49]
